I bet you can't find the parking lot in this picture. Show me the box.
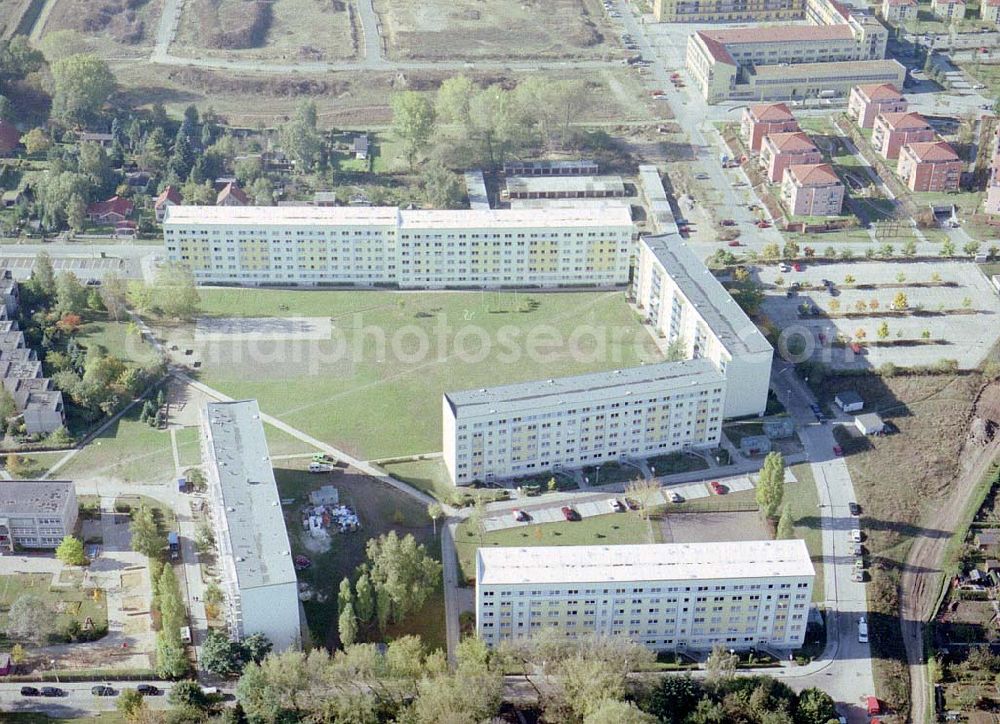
[0,255,126,280]
[759,260,1000,369]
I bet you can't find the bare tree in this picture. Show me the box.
[625,477,661,521]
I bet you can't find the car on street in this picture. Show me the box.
[852,570,866,583]
[809,403,821,414]
[668,491,683,503]
[854,557,865,571]
[20,687,40,697]
[720,219,736,226]
[850,529,862,543]
[561,506,579,521]
[849,502,861,516]
[853,542,864,556]
[710,481,725,495]
[137,684,160,696]
[91,686,116,697]
[778,262,791,272]
[792,262,803,272]
[833,444,844,456]
[695,172,709,180]
[727,240,742,247]
[858,616,869,643]
[41,687,64,697]
[756,220,771,228]
[608,498,625,512]
[513,509,530,522]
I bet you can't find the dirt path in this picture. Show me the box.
[901,396,1000,722]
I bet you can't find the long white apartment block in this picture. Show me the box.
[443,360,725,485]
[634,235,773,419]
[476,540,814,651]
[202,399,301,651]
[163,205,634,289]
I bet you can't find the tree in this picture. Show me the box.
[338,577,353,615]
[625,477,661,520]
[828,299,840,313]
[584,699,657,724]
[116,688,147,722]
[55,271,88,317]
[436,75,475,128]
[705,644,739,683]
[366,532,441,625]
[421,161,464,208]
[99,273,129,321]
[646,676,705,724]
[66,194,87,232]
[152,262,200,320]
[241,633,272,666]
[201,629,244,677]
[169,128,196,180]
[941,239,956,256]
[6,594,53,645]
[795,687,838,724]
[129,505,163,559]
[761,243,781,260]
[755,451,785,519]
[782,240,800,259]
[355,572,375,625]
[776,503,794,540]
[167,681,209,711]
[338,601,358,646]
[31,251,57,301]
[279,100,323,171]
[21,128,51,156]
[56,535,87,566]
[50,54,116,124]
[391,92,436,168]
[0,36,44,91]
[194,522,214,555]
[5,453,26,478]
[0,386,16,429]
[965,240,981,257]
[869,298,879,312]
[902,238,916,257]
[896,271,906,283]
[877,321,890,341]
[892,291,908,310]
[844,274,855,285]
[427,503,443,536]
[854,300,868,313]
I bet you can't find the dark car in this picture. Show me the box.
[624,497,640,511]
[561,506,579,521]
[137,684,160,696]
[91,685,116,697]
[20,686,40,697]
[849,502,861,516]
[41,687,63,697]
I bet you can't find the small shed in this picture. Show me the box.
[353,134,369,160]
[740,434,772,456]
[976,531,1000,549]
[835,391,864,413]
[854,413,884,435]
[309,485,340,506]
[985,559,1000,572]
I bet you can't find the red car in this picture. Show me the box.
[561,506,579,521]
[727,240,742,247]
[833,445,844,457]
[756,220,771,229]
[650,90,665,97]
[710,481,725,495]
[670,72,681,79]
[792,262,803,271]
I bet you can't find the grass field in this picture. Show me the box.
[58,407,177,484]
[785,464,824,603]
[39,0,164,60]
[264,423,321,457]
[76,318,161,367]
[4,716,126,724]
[0,573,107,647]
[185,288,658,460]
[173,426,202,469]
[382,458,509,504]
[454,511,657,583]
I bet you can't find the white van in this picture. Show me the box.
[858,616,868,644]
[308,462,333,473]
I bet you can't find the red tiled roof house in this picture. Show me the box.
[760,132,822,183]
[848,83,907,129]
[872,112,934,160]
[740,103,799,153]
[781,163,845,217]
[86,196,134,223]
[216,182,249,207]
[154,185,183,222]
[897,141,962,192]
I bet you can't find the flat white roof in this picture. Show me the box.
[509,198,633,211]
[204,400,297,591]
[164,204,400,227]
[477,539,814,585]
[504,175,625,194]
[446,359,723,418]
[400,206,633,230]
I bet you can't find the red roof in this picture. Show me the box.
[87,196,134,218]
[884,0,917,6]
[787,163,841,187]
[750,103,795,123]
[695,32,735,65]
[0,121,20,154]
[878,111,929,131]
[904,140,959,162]
[857,83,903,101]
[703,24,853,45]
[155,185,183,208]
[765,132,819,153]
[217,182,249,206]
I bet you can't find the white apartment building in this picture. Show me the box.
[0,480,77,552]
[202,400,301,651]
[163,205,634,289]
[443,360,725,485]
[476,540,815,652]
[634,235,774,419]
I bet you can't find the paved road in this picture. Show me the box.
[0,682,175,716]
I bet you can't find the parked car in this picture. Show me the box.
[695,172,710,180]
[833,445,844,457]
[608,499,625,512]
[561,506,579,521]
[624,497,640,511]
[778,262,791,272]
[853,542,864,556]
[728,240,742,247]
[137,684,160,696]
[20,687,40,697]
[41,687,64,697]
[849,502,861,516]
[852,570,866,583]
[668,491,683,503]
[720,219,736,227]
[858,616,869,643]
[308,462,334,473]
[756,220,771,228]
[854,557,865,571]
[91,685,116,697]
[513,509,530,522]
[710,481,725,495]
[792,262,803,272]
[850,529,862,543]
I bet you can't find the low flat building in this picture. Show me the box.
[848,83,907,129]
[835,390,864,412]
[931,0,965,20]
[781,163,845,216]
[761,132,822,183]
[476,539,815,651]
[881,0,917,22]
[872,111,934,160]
[740,103,800,153]
[638,165,677,235]
[443,360,725,485]
[854,412,885,435]
[0,480,77,552]
[502,175,625,200]
[203,400,301,651]
[897,141,961,192]
[464,170,490,210]
[502,160,599,176]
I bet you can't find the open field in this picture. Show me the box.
[382,458,510,504]
[38,0,164,59]
[177,288,659,460]
[0,573,107,647]
[274,460,443,650]
[173,0,357,61]
[375,0,614,60]
[173,426,201,469]
[76,318,161,367]
[785,464,825,603]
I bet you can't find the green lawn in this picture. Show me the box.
[76,317,161,366]
[646,452,708,475]
[188,288,657,460]
[382,458,509,505]
[785,464,825,604]
[173,426,202,468]
[0,573,108,647]
[58,407,176,484]
[455,511,658,584]
[265,423,321,456]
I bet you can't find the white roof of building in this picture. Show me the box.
[464,170,490,210]
[508,198,633,211]
[477,539,814,585]
[446,359,723,417]
[204,400,296,591]
[0,480,74,519]
[641,235,773,357]
[504,175,625,195]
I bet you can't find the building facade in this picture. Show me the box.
[760,132,823,183]
[502,176,625,200]
[443,361,725,485]
[0,480,77,552]
[897,141,962,192]
[931,0,965,20]
[881,0,917,22]
[475,540,815,652]
[203,400,301,651]
[983,0,1000,24]
[848,83,906,129]
[654,0,804,22]
[871,111,934,160]
[633,235,774,420]
[163,205,634,289]
[740,103,800,153]
[781,163,845,216]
